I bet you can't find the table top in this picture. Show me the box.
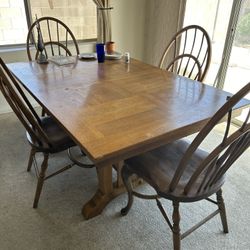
[8,59,250,164]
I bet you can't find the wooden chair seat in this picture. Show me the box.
[121,82,250,250]
[0,57,93,209]
[125,139,225,202]
[26,116,75,153]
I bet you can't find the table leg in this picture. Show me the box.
[113,161,124,188]
[82,161,143,219]
[82,163,125,219]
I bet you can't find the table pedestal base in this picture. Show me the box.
[82,162,142,219]
[82,183,126,219]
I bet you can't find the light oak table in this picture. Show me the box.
[8,58,249,219]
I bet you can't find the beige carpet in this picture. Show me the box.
[0,111,249,250]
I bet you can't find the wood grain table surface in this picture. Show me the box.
[8,58,250,219]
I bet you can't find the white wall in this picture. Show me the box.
[144,0,183,66]
[111,0,183,64]
[111,0,146,61]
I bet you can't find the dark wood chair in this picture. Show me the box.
[26,16,80,61]
[166,54,202,81]
[160,25,211,82]
[0,57,92,208]
[121,83,250,250]
[26,16,80,116]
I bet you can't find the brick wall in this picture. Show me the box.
[30,0,97,40]
[0,0,97,45]
[0,0,28,44]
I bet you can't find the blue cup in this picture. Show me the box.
[96,43,105,63]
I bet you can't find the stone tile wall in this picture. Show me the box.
[0,0,28,44]
[0,0,97,45]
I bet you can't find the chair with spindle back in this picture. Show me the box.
[160,25,211,82]
[120,83,250,250]
[26,16,80,61]
[166,54,202,81]
[0,57,90,208]
[26,16,80,116]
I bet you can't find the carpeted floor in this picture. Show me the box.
[0,111,249,250]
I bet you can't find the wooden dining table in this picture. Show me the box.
[7,58,249,219]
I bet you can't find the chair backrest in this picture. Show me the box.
[0,58,51,148]
[160,25,211,82]
[169,82,250,195]
[166,54,202,81]
[26,16,80,61]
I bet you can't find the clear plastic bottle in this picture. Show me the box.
[124,52,130,63]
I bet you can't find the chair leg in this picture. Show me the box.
[27,148,36,172]
[33,153,49,208]
[172,201,181,250]
[41,108,46,116]
[121,165,134,216]
[216,189,229,233]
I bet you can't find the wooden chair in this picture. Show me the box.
[26,16,80,116]
[26,16,80,61]
[0,57,92,208]
[121,83,250,250]
[160,25,212,82]
[166,54,202,81]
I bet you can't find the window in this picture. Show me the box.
[183,0,234,86]
[0,0,28,45]
[184,0,249,124]
[0,0,97,46]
